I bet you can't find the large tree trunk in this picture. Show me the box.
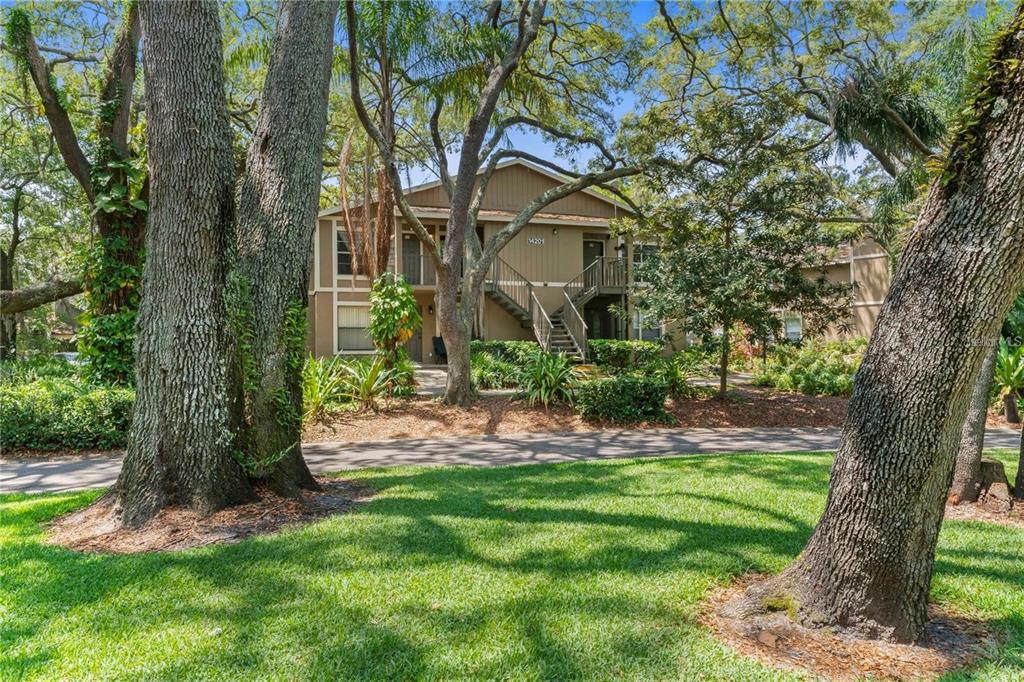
[1015,428,1023,500]
[232,0,337,495]
[949,342,999,503]
[729,11,1024,643]
[116,0,252,526]
[438,269,473,406]
[718,320,731,399]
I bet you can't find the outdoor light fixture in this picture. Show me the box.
[428,305,434,315]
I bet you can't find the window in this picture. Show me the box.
[633,309,661,342]
[633,243,658,283]
[337,231,353,276]
[784,316,803,342]
[337,305,374,352]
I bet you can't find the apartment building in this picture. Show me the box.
[305,158,890,359]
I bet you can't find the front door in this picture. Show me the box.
[583,239,604,270]
[404,305,423,362]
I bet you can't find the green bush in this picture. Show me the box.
[0,356,79,385]
[368,273,421,362]
[575,375,671,423]
[753,338,866,396]
[471,351,520,389]
[519,351,579,408]
[470,340,540,365]
[301,355,350,422]
[0,377,134,450]
[642,355,700,398]
[587,339,662,370]
[341,356,397,412]
[994,338,1024,397]
[389,352,417,397]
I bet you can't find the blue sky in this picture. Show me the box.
[406,1,661,186]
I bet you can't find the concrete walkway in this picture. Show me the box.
[2,427,1020,495]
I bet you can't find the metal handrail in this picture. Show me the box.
[561,290,587,358]
[530,290,553,352]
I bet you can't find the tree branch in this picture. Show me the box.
[98,2,141,158]
[1,276,83,315]
[344,0,441,267]
[14,29,93,200]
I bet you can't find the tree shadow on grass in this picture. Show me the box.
[3,452,1023,679]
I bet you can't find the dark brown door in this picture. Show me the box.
[583,239,604,269]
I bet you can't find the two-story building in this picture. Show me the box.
[306,159,644,362]
[305,158,891,360]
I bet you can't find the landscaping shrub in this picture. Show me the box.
[470,339,540,365]
[519,351,579,408]
[994,338,1024,421]
[341,356,397,412]
[390,352,417,397]
[587,339,661,370]
[301,355,349,422]
[0,356,79,385]
[471,350,520,389]
[643,355,698,398]
[753,338,866,396]
[0,377,134,450]
[368,273,421,363]
[575,375,670,423]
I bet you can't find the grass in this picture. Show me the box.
[1,451,1022,681]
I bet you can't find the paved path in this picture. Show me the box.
[2,427,1019,495]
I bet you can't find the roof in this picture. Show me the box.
[319,157,633,219]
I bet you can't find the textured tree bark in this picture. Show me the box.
[949,343,998,503]
[718,319,731,399]
[0,276,83,316]
[1,191,19,360]
[116,0,252,526]
[232,0,337,495]
[438,269,474,406]
[1015,429,1024,500]
[728,12,1024,643]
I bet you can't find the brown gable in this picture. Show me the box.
[404,161,628,219]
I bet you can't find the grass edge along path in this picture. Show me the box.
[1,451,1021,680]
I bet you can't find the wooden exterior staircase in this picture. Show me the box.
[483,256,627,362]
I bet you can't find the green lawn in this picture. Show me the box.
[2,452,1022,681]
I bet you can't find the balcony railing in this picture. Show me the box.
[564,256,627,305]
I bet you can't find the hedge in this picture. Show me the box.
[470,340,540,365]
[587,339,662,370]
[471,350,520,389]
[0,378,133,450]
[575,375,671,424]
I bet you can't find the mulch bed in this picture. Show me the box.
[702,575,997,681]
[945,500,1024,528]
[668,387,849,428]
[303,386,849,443]
[46,477,370,554]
